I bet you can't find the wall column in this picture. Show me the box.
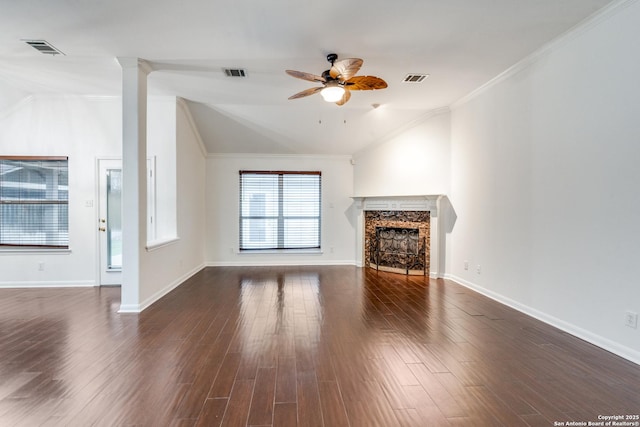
[116,57,151,312]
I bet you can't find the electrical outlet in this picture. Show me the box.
[624,311,638,329]
[464,261,469,270]
[38,262,45,271]
[476,265,481,274]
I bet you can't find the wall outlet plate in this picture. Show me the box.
[625,311,638,329]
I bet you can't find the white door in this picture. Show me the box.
[98,159,123,285]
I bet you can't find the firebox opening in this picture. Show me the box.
[364,210,430,276]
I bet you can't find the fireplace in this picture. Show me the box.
[352,195,444,278]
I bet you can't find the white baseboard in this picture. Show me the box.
[0,280,95,288]
[206,260,357,267]
[118,263,206,313]
[445,274,640,366]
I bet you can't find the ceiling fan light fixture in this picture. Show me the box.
[286,54,386,105]
[320,82,345,102]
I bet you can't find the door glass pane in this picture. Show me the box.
[107,169,122,270]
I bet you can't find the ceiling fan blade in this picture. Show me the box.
[286,70,326,83]
[335,90,351,106]
[288,86,323,100]
[344,75,388,91]
[330,58,363,81]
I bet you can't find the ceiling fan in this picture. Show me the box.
[286,53,387,106]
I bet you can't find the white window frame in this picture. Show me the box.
[0,156,69,249]
[239,170,321,251]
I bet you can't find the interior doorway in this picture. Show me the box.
[97,158,155,286]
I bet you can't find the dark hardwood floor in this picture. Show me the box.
[0,266,638,426]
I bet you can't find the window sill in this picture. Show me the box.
[146,237,180,252]
[0,248,72,255]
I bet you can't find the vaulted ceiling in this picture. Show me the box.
[0,0,614,155]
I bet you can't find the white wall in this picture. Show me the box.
[0,95,120,287]
[147,97,177,241]
[0,95,205,309]
[449,1,640,362]
[206,154,356,266]
[353,110,451,197]
[138,100,206,309]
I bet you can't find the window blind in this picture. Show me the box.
[0,156,69,248]
[239,171,321,250]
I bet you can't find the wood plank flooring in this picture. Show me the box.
[0,266,638,426]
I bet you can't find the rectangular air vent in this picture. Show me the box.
[403,73,429,83]
[23,40,65,55]
[223,68,247,77]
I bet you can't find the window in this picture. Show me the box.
[239,171,321,250]
[0,156,69,248]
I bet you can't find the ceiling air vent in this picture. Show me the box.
[23,39,65,55]
[403,73,429,83]
[223,68,247,77]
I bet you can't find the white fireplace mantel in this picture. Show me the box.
[351,195,446,278]
[351,195,443,215]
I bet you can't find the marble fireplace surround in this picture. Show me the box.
[352,195,445,278]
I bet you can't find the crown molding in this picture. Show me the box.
[206,152,353,161]
[176,97,208,158]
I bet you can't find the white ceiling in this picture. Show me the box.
[0,0,614,155]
